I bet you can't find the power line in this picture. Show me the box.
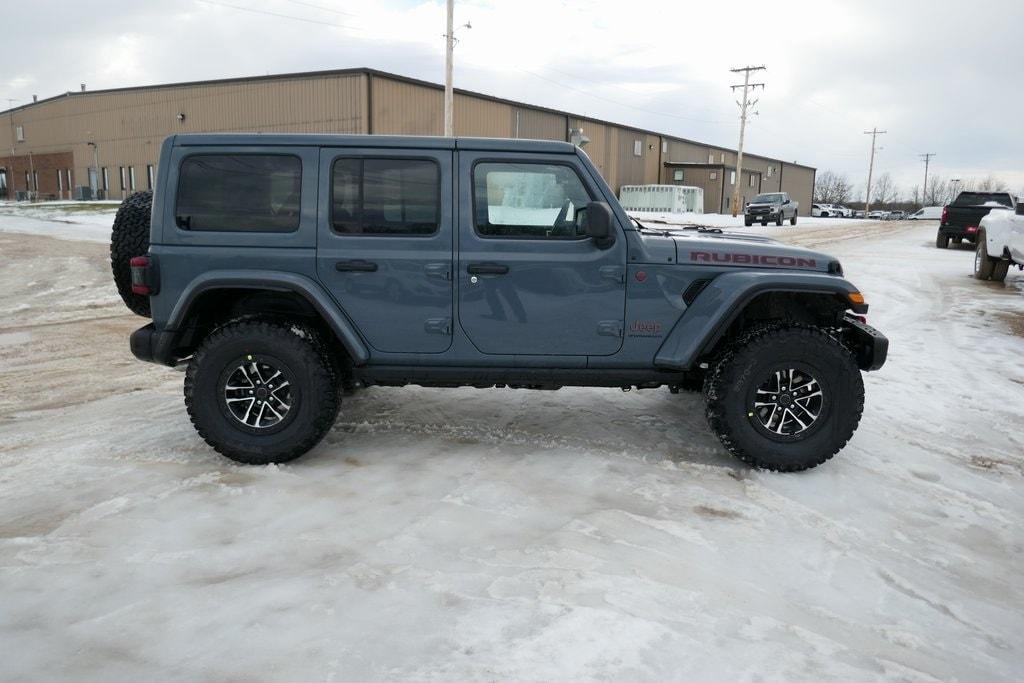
[278,0,356,17]
[729,65,765,217]
[194,0,358,30]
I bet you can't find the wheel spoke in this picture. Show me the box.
[223,359,293,430]
[750,366,824,437]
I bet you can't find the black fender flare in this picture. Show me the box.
[165,270,370,365]
[654,271,864,370]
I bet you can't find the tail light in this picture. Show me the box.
[941,206,949,224]
[130,255,153,295]
[966,226,978,233]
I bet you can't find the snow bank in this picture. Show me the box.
[0,201,118,243]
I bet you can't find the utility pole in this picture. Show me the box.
[5,99,15,197]
[443,0,454,136]
[863,127,886,215]
[919,152,935,207]
[729,65,765,217]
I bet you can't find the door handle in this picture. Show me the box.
[466,263,509,275]
[335,259,378,272]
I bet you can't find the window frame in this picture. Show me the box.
[174,152,304,234]
[328,155,442,238]
[470,159,597,242]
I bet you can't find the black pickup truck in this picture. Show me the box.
[936,191,1016,248]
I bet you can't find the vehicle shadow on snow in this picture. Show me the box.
[308,385,735,471]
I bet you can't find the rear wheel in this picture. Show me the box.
[184,319,340,464]
[703,325,864,471]
[991,259,1009,282]
[974,239,995,280]
[936,232,950,249]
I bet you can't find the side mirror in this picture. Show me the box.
[783,199,791,205]
[581,201,615,248]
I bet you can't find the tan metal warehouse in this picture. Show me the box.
[0,68,815,214]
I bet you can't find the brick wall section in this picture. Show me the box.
[0,151,74,199]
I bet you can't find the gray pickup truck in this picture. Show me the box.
[112,134,886,471]
[745,192,799,226]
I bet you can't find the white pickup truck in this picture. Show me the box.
[974,200,1024,282]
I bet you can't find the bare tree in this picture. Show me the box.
[926,175,950,206]
[909,184,921,208]
[814,170,854,204]
[974,175,1009,192]
[872,172,899,206]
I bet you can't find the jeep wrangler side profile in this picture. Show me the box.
[113,134,887,471]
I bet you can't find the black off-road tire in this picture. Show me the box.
[703,325,864,472]
[110,190,153,317]
[936,232,950,249]
[184,319,340,464]
[974,238,995,280]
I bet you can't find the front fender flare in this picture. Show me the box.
[654,271,862,370]
[166,270,370,365]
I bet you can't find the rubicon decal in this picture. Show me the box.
[691,251,817,268]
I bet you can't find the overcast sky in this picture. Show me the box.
[3,0,1022,196]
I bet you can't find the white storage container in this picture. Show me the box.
[618,184,704,214]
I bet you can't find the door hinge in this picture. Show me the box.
[599,265,626,284]
[597,320,623,337]
[425,263,452,281]
[425,317,453,335]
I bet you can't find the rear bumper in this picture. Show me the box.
[844,315,888,371]
[130,323,179,367]
[938,225,979,241]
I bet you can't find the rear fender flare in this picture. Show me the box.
[654,271,862,370]
[166,270,370,364]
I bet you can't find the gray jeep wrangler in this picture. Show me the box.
[112,134,887,471]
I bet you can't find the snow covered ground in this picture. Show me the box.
[0,208,1022,680]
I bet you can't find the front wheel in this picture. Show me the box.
[184,319,340,464]
[776,215,784,226]
[703,325,864,471]
[790,214,797,226]
[745,217,753,227]
[974,239,995,280]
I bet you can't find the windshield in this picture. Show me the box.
[752,193,783,204]
[952,192,1013,207]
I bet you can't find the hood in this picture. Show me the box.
[669,231,838,274]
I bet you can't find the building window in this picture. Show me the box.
[66,168,73,190]
[57,170,64,193]
[146,165,154,190]
[102,167,109,191]
[331,157,439,236]
[726,197,731,209]
[176,154,303,232]
[673,170,683,181]
[32,170,38,191]
[472,162,592,240]
[710,172,717,180]
[119,166,126,191]
[767,166,775,178]
[0,169,7,194]
[730,171,736,185]
[129,166,136,191]
[25,171,30,189]
[661,141,668,154]
[633,140,643,157]
[749,174,756,188]
[15,125,24,142]
[708,153,714,164]
[720,153,725,163]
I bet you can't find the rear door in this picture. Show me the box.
[316,148,454,354]
[456,151,627,356]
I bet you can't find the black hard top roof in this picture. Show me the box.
[171,133,576,153]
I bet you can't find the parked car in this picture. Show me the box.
[111,133,886,472]
[831,205,853,218]
[887,210,907,221]
[744,192,799,226]
[853,210,866,219]
[908,206,942,220]
[936,191,1016,248]
[867,211,886,220]
[974,199,1024,282]
[811,203,833,217]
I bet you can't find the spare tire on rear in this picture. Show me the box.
[110,190,153,317]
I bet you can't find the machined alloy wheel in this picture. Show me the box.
[750,367,825,439]
[222,357,296,431]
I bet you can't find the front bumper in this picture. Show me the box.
[130,323,180,367]
[843,314,888,371]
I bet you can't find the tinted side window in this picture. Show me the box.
[175,155,302,232]
[473,162,592,239]
[331,158,439,236]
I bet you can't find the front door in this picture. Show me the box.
[316,149,454,354]
[457,152,627,356]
